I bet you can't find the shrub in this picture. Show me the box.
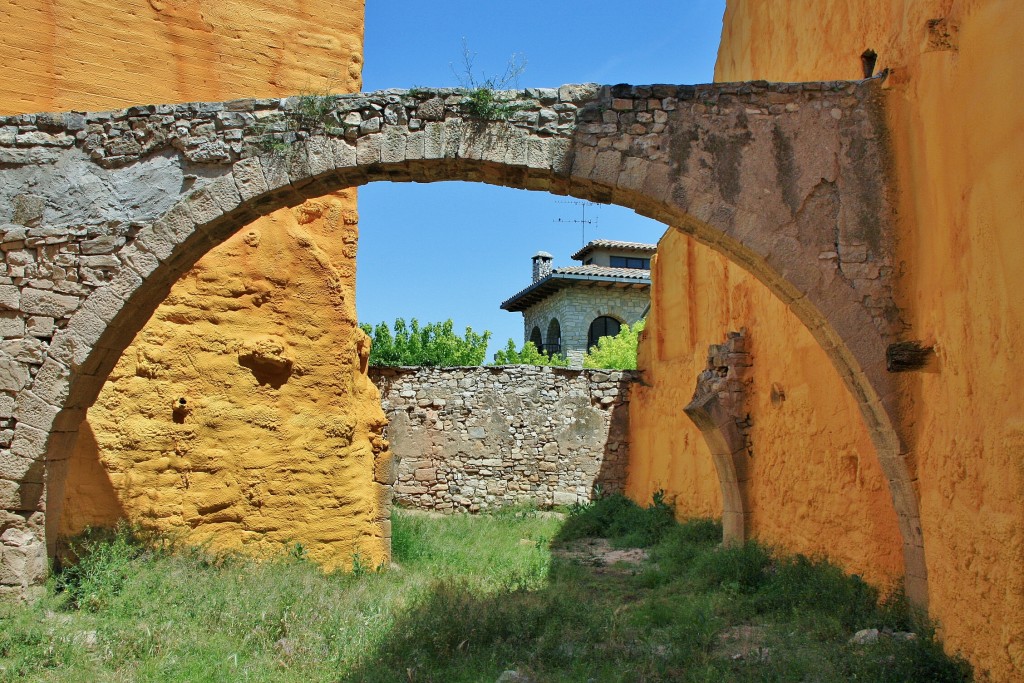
[360,318,491,367]
[55,524,155,611]
[558,492,676,548]
[583,318,645,370]
[491,339,569,366]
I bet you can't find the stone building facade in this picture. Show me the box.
[369,365,634,511]
[501,239,653,365]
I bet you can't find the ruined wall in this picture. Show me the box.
[371,365,632,511]
[713,1,1024,678]
[628,231,904,587]
[0,0,391,570]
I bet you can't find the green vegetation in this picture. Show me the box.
[583,318,645,370]
[1,503,971,682]
[360,318,491,367]
[454,40,527,122]
[291,90,340,133]
[251,89,340,156]
[491,339,570,367]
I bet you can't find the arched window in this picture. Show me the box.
[545,318,561,355]
[588,316,621,350]
[529,326,543,350]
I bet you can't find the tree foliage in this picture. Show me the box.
[583,318,646,370]
[491,339,569,367]
[360,318,491,367]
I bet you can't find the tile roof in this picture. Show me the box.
[571,239,658,262]
[552,265,652,279]
[500,265,651,312]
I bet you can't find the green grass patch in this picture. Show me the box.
[0,502,972,682]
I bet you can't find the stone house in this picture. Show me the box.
[500,239,654,364]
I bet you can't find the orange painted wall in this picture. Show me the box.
[712,1,1024,678]
[628,230,904,587]
[0,0,364,114]
[0,1,392,569]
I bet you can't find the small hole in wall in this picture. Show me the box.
[172,397,189,424]
[861,49,878,78]
[770,382,786,407]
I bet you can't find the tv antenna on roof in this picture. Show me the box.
[554,200,599,247]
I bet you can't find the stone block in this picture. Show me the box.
[332,139,357,168]
[414,467,437,482]
[0,312,24,338]
[0,286,19,311]
[152,202,197,243]
[355,133,383,165]
[186,175,240,225]
[553,491,580,506]
[80,235,125,255]
[303,136,335,176]
[231,157,270,201]
[0,352,30,392]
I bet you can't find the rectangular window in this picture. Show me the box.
[610,256,650,269]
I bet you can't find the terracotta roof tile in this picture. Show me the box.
[571,239,657,261]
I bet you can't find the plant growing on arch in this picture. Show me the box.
[453,39,527,121]
[359,318,491,367]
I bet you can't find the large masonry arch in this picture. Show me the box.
[0,79,925,603]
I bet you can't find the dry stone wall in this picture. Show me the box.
[369,365,635,511]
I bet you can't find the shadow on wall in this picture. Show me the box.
[57,420,127,540]
[594,375,634,498]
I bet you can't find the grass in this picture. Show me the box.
[0,499,972,682]
[249,90,339,157]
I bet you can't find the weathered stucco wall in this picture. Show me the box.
[0,0,364,115]
[713,1,1024,678]
[60,192,392,570]
[628,230,904,587]
[371,365,633,511]
[0,0,391,570]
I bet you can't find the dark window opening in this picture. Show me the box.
[609,256,650,269]
[584,258,594,265]
[529,326,543,350]
[545,318,562,355]
[588,316,621,350]
[861,49,878,78]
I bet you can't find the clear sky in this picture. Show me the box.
[356,1,726,357]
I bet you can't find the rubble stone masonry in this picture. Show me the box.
[370,365,634,511]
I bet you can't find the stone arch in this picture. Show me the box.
[0,78,925,603]
[545,318,562,355]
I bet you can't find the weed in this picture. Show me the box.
[292,90,338,132]
[558,492,676,548]
[249,88,339,157]
[55,522,154,611]
[249,119,295,157]
[350,552,368,577]
[452,39,526,122]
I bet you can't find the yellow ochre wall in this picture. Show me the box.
[0,0,393,570]
[708,0,1023,678]
[628,231,905,587]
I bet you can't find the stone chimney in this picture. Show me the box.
[532,251,553,282]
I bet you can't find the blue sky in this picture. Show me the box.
[356,1,726,356]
